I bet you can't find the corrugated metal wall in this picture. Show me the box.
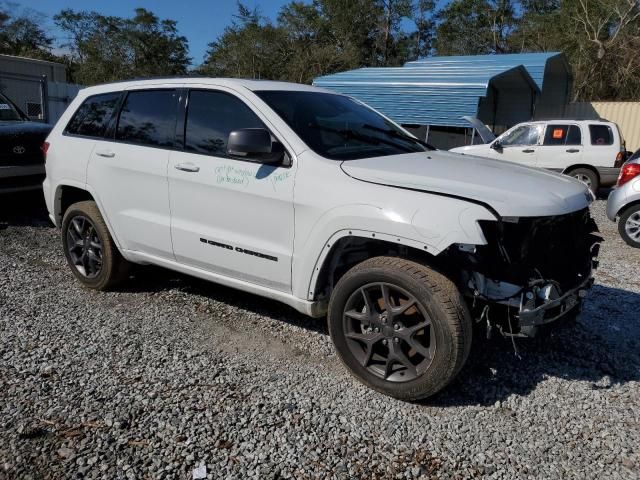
[48,82,82,124]
[314,66,492,127]
[535,102,640,151]
[405,52,561,90]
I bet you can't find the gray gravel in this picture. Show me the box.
[1,193,639,480]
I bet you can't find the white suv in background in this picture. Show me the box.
[451,119,626,192]
[43,78,600,400]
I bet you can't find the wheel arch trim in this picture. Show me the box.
[54,181,124,250]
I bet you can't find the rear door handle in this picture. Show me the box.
[95,150,115,158]
[566,148,580,153]
[522,149,535,153]
[174,162,200,173]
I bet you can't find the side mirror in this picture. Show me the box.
[227,128,282,164]
[490,140,502,151]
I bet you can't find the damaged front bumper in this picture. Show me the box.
[468,272,594,337]
[518,276,592,328]
[451,207,601,338]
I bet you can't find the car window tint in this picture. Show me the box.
[500,125,540,146]
[185,90,265,157]
[65,92,121,137]
[589,125,613,146]
[116,90,177,147]
[543,125,581,146]
[255,90,427,160]
[566,125,581,145]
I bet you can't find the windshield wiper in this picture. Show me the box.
[308,123,416,153]
[362,124,436,150]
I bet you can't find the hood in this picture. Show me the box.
[340,150,592,217]
[462,116,495,143]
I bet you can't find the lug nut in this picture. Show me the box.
[382,339,388,345]
[394,324,400,330]
[394,338,400,343]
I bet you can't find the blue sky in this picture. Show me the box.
[9,0,291,65]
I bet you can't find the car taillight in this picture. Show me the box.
[614,151,625,168]
[41,141,49,161]
[617,163,640,187]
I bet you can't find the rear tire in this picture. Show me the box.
[327,256,472,401]
[567,167,599,193]
[618,204,640,248]
[61,201,130,290]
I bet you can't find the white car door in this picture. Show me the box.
[168,88,295,293]
[492,124,542,167]
[87,88,178,258]
[536,123,583,170]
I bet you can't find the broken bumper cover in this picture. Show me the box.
[518,276,593,328]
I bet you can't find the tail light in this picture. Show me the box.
[614,151,625,168]
[617,162,640,187]
[41,141,50,161]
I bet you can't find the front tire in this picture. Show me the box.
[618,204,640,248]
[61,201,130,290]
[327,257,472,401]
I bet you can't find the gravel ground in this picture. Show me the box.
[1,192,639,480]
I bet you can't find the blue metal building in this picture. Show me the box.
[313,52,572,148]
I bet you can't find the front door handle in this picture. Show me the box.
[566,148,580,153]
[174,162,200,173]
[95,150,115,158]
[522,149,535,153]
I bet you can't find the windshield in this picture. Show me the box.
[255,91,429,160]
[0,93,26,121]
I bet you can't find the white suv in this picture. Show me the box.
[451,119,626,192]
[43,78,600,400]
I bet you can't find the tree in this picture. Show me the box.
[0,4,54,59]
[201,0,432,83]
[410,0,436,59]
[515,0,640,100]
[199,3,288,80]
[54,8,190,85]
[434,0,518,55]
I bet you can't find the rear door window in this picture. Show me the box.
[65,92,121,138]
[184,90,266,157]
[116,90,178,148]
[589,125,614,145]
[543,124,581,146]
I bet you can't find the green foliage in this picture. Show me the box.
[200,0,434,83]
[0,3,55,60]
[434,0,518,55]
[54,8,190,85]
[513,0,640,100]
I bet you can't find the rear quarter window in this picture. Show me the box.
[115,90,178,148]
[589,125,614,146]
[65,92,121,138]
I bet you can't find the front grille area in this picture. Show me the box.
[476,208,601,291]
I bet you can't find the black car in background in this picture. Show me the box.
[0,92,52,193]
